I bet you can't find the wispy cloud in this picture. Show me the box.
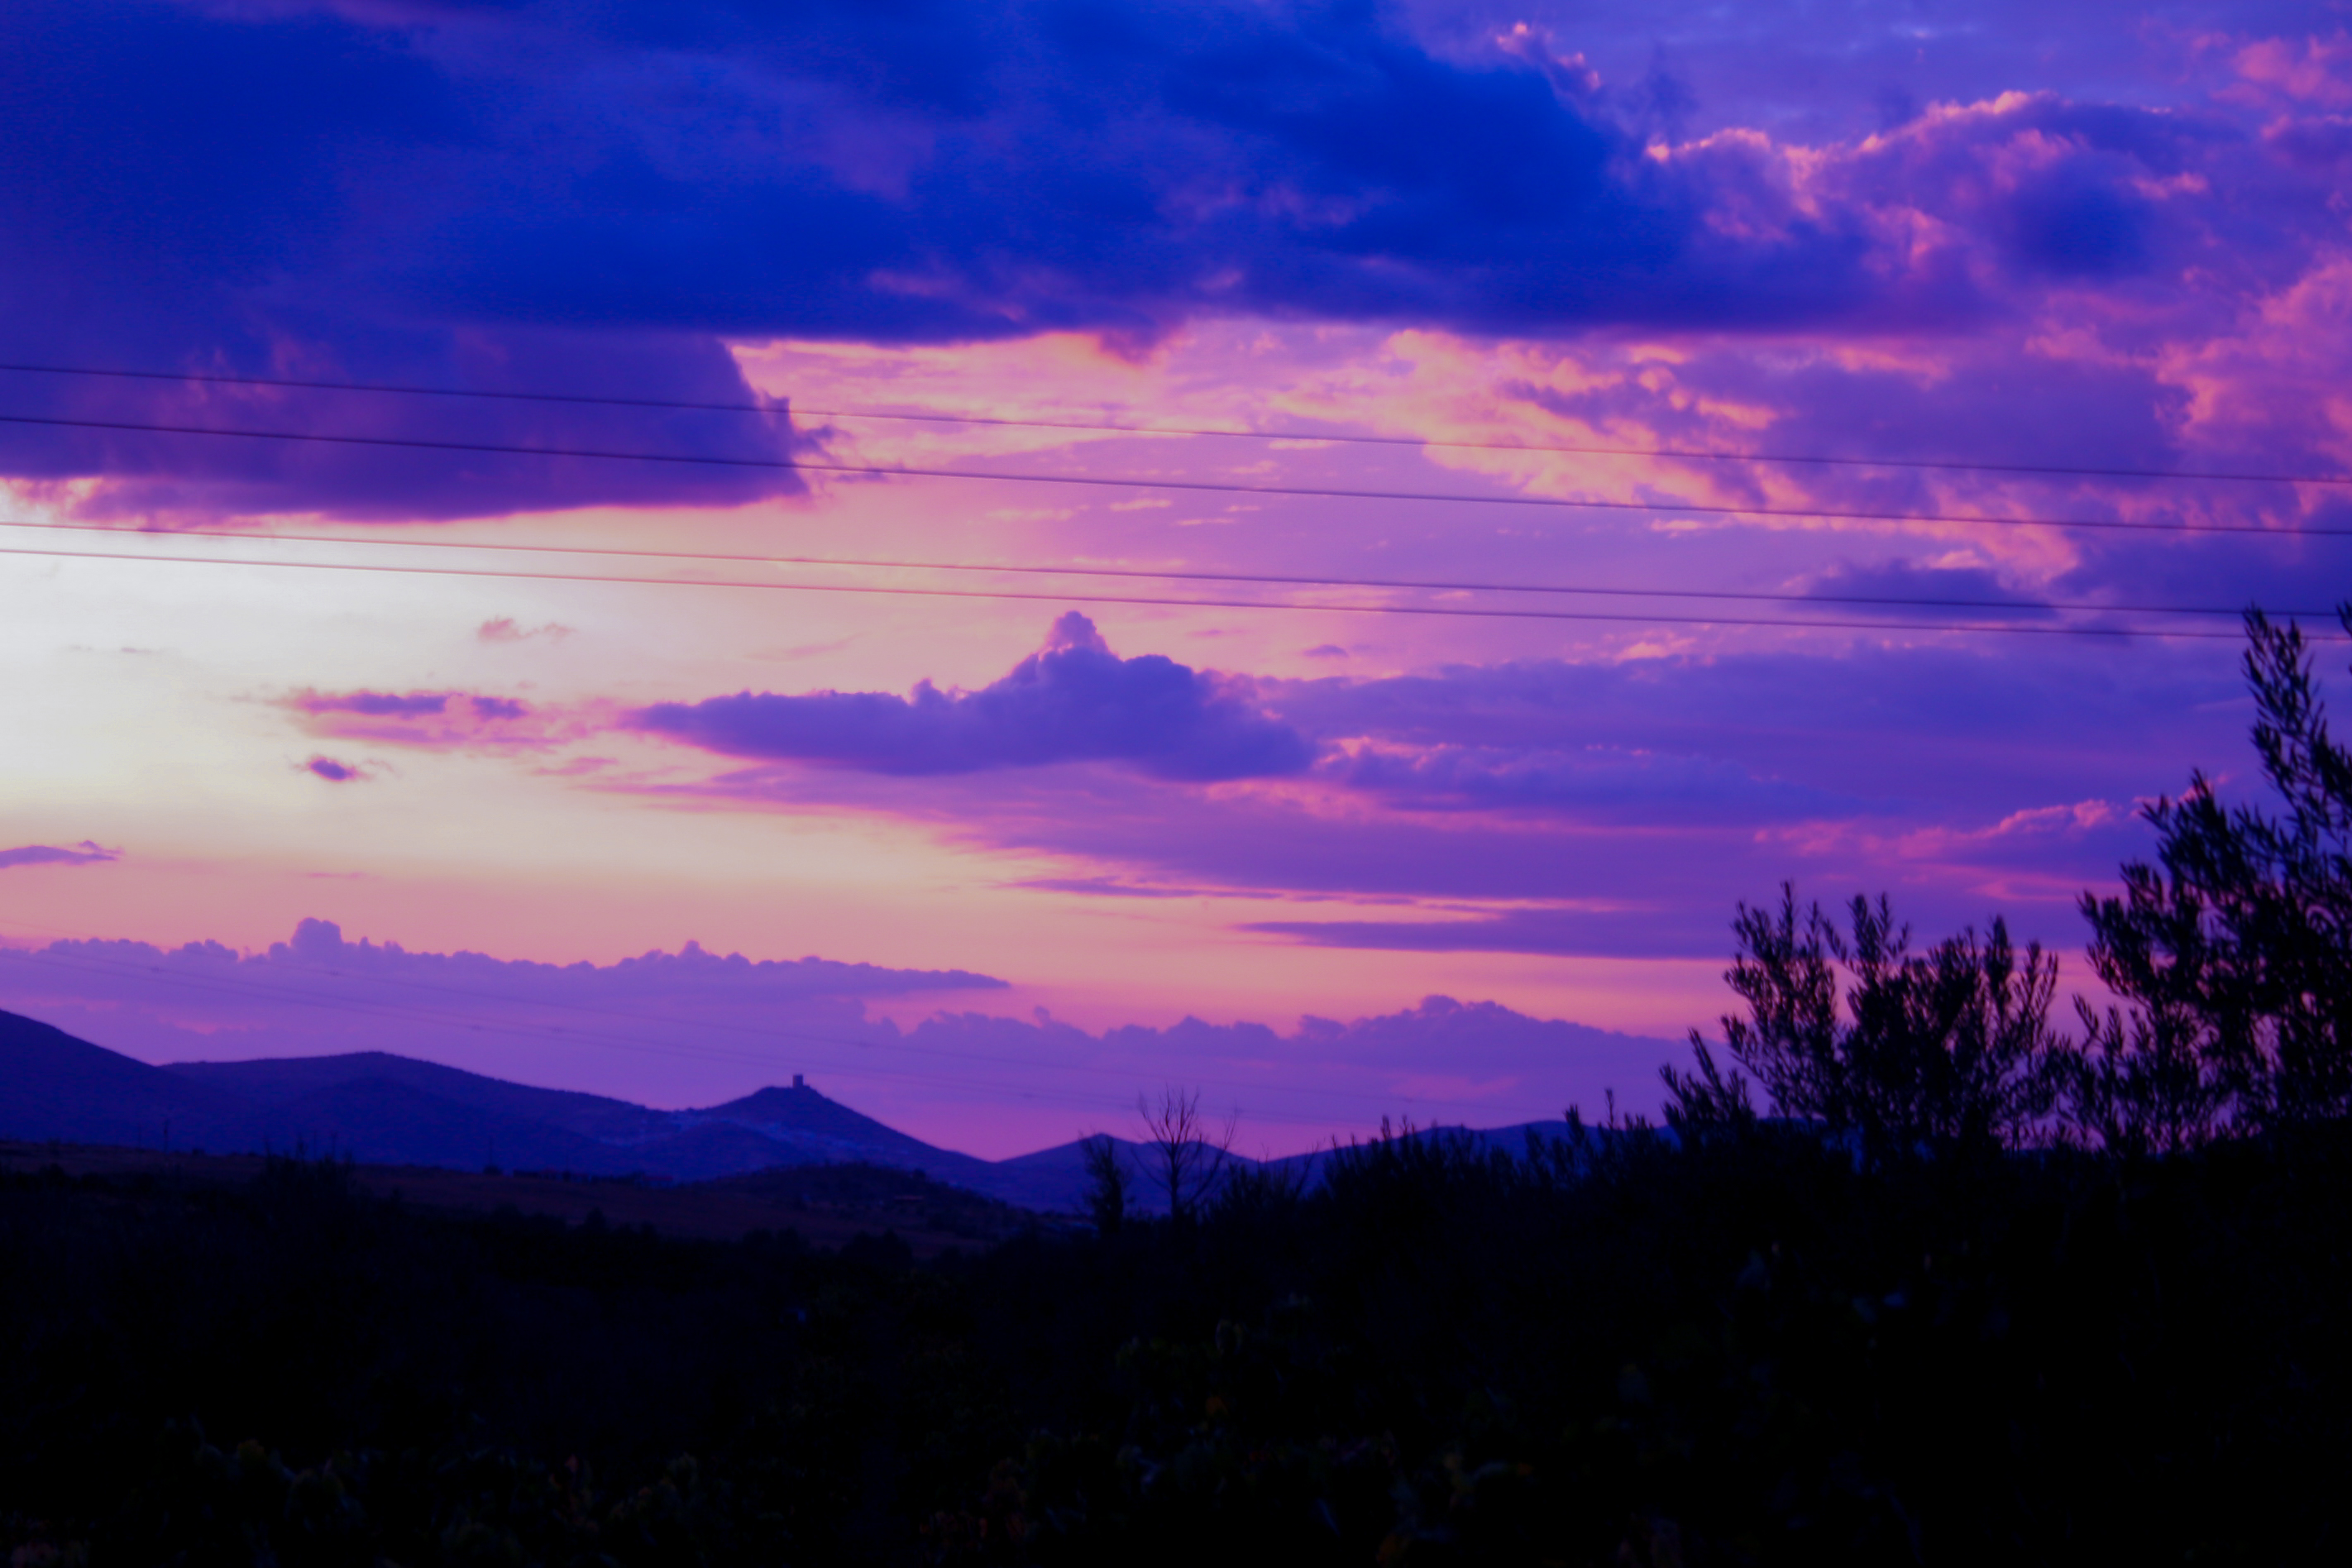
[0,841,120,870]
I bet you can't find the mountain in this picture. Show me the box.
[227,1077,653,1175]
[1,1007,1092,1201]
[6,1007,1580,1214]
[165,1052,675,1145]
[991,1135,1163,1212]
[698,1083,1002,1185]
[0,1010,251,1149]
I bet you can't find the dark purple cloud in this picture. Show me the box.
[299,691,452,719]
[1797,560,2053,620]
[0,840,119,870]
[20,2,2337,519]
[306,756,362,782]
[1264,640,2254,812]
[296,689,533,722]
[634,613,1316,781]
[1328,742,1860,820]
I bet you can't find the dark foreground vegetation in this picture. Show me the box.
[3,1121,2348,1566]
[4,607,2349,1566]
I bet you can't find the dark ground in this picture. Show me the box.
[3,1125,2348,1566]
[0,1140,1043,1255]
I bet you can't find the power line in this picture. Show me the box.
[2,516,2326,621]
[4,356,2343,489]
[2,409,2344,539]
[0,535,2305,640]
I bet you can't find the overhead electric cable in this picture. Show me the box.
[2,516,2328,621]
[3,357,2343,488]
[1,409,2343,539]
[0,535,2310,639]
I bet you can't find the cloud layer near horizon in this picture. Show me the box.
[0,922,1677,1149]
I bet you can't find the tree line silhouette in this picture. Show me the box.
[1656,606,2352,1166]
[2,606,2347,1566]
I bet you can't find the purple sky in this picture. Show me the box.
[3,0,2350,1156]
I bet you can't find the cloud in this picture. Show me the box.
[0,840,119,870]
[905,992,1685,1126]
[24,2,2323,521]
[1800,559,2054,619]
[633,613,1316,781]
[478,618,571,644]
[306,756,364,782]
[289,688,568,751]
[1265,642,2249,813]
[299,690,457,719]
[1327,740,1859,820]
[1243,906,1726,958]
[1,916,1001,1038]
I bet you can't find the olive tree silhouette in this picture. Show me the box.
[2063,999,2224,1157]
[2080,605,2352,1129]
[1137,1087,1234,1222]
[1666,885,2066,1164]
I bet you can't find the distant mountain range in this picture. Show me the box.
[0,1007,1578,1212]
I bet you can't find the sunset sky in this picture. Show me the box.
[4,0,2350,1157]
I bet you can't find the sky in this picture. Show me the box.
[4,0,2351,1158]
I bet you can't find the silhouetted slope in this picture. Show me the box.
[237,1078,649,1174]
[629,1121,825,1182]
[0,1010,246,1148]
[165,1052,672,1145]
[990,1135,1165,1212]
[700,1083,1001,1184]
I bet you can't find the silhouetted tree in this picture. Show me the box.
[2063,999,2225,1157]
[2080,605,2352,1128]
[1667,885,2065,1164]
[1137,1087,1233,1221]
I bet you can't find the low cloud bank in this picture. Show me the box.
[0,923,1676,1148]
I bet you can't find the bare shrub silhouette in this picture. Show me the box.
[1135,1086,1234,1222]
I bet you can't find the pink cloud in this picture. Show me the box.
[287,688,595,753]
[477,617,573,644]
[2230,32,2352,110]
